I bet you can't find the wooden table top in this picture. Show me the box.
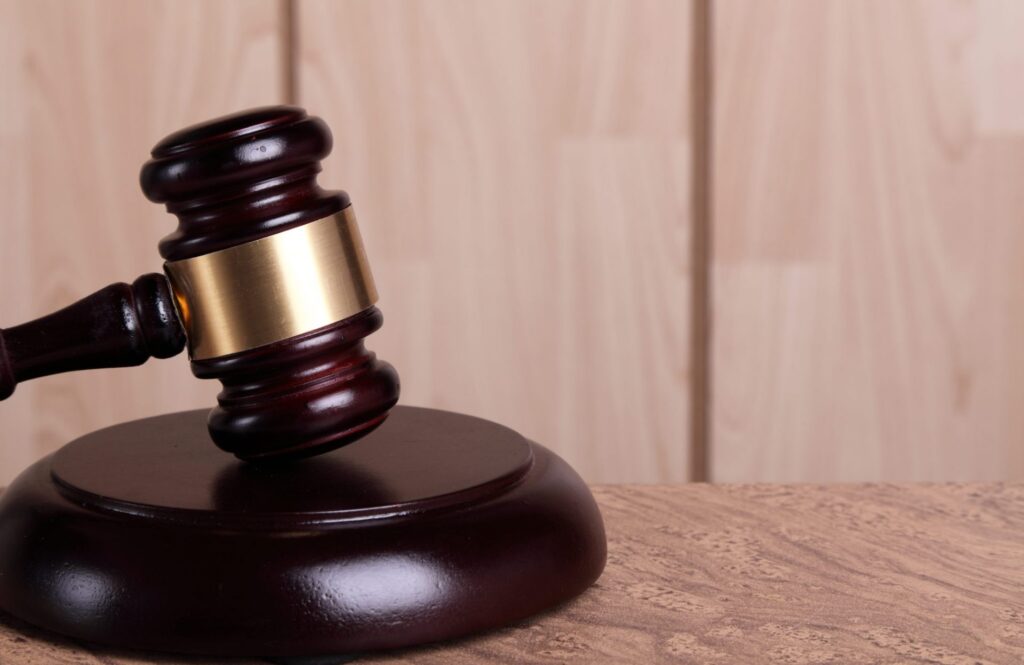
[3,484,1024,664]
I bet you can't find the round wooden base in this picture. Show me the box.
[0,407,606,659]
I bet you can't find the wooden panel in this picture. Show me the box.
[6,483,1024,662]
[712,0,1024,481]
[0,0,286,486]
[297,0,693,482]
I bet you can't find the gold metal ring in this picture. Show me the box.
[164,207,378,360]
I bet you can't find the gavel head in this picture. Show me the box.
[140,107,400,462]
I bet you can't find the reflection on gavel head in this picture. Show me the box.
[140,107,400,462]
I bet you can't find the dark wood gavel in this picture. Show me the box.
[0,107,400,462]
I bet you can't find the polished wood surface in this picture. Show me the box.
[0,106,400,462]
[297,0,695,484]
[0,407,605,658]
[0,0,283,483]
[141,107,348,260]
[0,275,184,401]
[712,0,1024,481]
[142,107,400,461]
[3,483,1024,663]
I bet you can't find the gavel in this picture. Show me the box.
[0,107,400,462]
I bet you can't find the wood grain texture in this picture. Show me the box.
[712,0,1024,481]
[0,0,286,486]
[296,0,693,483]
[5,483,1024,663]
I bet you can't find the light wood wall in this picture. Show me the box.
[0,1,1022,486]
[0,0,284,486]
[0,0,692,486]
[712,0,1024,481]
[296,0,693,484]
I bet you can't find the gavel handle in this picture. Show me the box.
[0,274,186,400]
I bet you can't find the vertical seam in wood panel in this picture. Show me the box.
[689,0,713,483]
[281,0,298,104]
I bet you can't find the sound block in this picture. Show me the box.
[0,406,606,658]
